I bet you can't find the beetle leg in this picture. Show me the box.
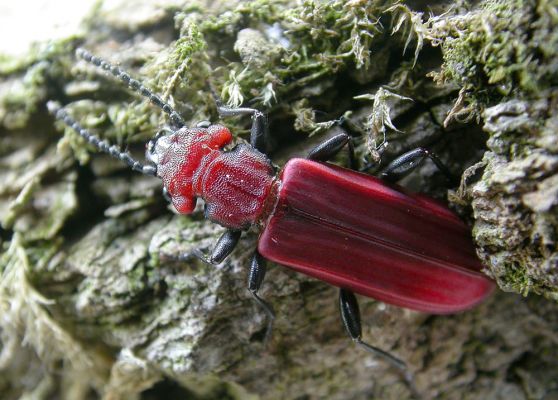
[220,106,267,153]
[192,229,242,265]
[379,147,456,185]
[248,251,275,343]
[339,289,419,396]
[210,90,268,153]
[248,111,268,153]
[307,132,356,170]
[339,289,406,369]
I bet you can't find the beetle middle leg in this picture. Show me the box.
[339,289,419,397]
[307,131,357,169]
[191,229,242,265]
[248,251,275,343]
[380,147,456,185]
[192,233,275,342]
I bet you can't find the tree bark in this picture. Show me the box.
[0,0,557,399]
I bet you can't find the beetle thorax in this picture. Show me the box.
[153,125,277,230]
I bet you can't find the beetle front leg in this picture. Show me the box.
[339,289,419,397]
[380,147,456,185]
[307,132,356,170]
[248,251,275,343]
[192,229,242,265]
[211,92,268,153]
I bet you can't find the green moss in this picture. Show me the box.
[427,1,557,301]
[0,38,80,129]
[0,233,100,380]
[158,21,209,107]
[499,262,534,297]
[354,87,413,161]
[431,0,558,113]
[6,0,425,167]
[187,0,408,113]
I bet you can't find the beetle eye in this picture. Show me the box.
[146,128,174,164]
[145,138,158,164]
[146,138,156,153]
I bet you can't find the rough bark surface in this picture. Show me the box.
[0,0,557,399]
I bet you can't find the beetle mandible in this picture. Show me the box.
[48,48,495,389]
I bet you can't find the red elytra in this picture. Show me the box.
[258,159,494,314]
[155,125,494,314]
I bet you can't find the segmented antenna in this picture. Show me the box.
[47,101,157,176]
[75,48,185,128]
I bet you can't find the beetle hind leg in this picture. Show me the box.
[248,251,275,344]
[380,147,456,185]
[339,289,419,397]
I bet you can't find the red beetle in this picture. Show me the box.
[49,48,494,386]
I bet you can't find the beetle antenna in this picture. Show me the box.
[75,48,186,128]
[47,101,157,176]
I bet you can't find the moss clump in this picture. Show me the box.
[431,0,558,115]
[45,0,430,165]
[0,38,79,129]
[187,0,411,110]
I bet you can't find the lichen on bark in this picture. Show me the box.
[1,0,557,399]
[430,0,558,300]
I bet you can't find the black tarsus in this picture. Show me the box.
[47,101,157,176]
[339,289,420,398]
[339,289,407,371]
[75,48,186,128]
[162,187,171,202]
